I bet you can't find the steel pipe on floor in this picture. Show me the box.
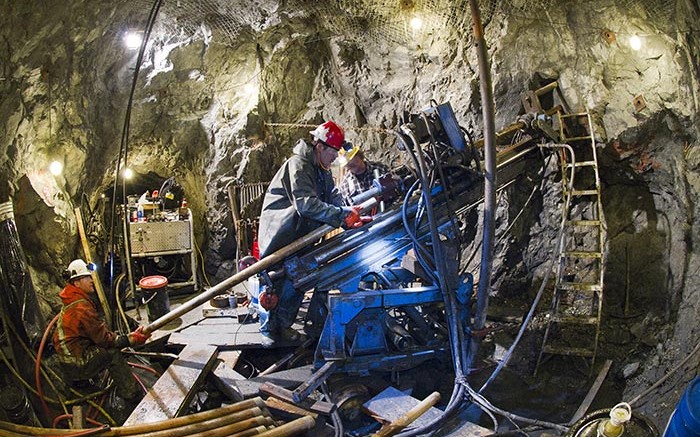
[0,397,267,436]
[255,415,316,437]
[120,407,269,437]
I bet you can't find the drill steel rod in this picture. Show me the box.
[143,197,377,334]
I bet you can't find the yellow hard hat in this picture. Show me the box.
[339,141,360,166]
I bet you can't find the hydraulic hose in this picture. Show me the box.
[394,128,470,437]
[470,0,498,357]
[36,313,61,422]
[402,126,466,378]
[479,143,575,394]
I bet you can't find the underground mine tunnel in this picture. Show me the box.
[1,0,699,435]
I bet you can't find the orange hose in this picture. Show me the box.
[132,371,147,394]
[51,413,105,428]
[36,313,61,423]
[127,361,161,377]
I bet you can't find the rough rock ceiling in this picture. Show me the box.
[125,0,679,46]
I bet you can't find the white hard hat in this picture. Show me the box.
[66,259,94,280]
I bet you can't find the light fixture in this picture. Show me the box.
[410,16,423,31]
[629,35,642,51]
[243,83,256,96]
[123,167,134,179]
[49,160,63,176]
[123,31,143,50]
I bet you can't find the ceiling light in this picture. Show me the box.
[123,31,143,50]
[629,35,642,51]
[410,16,423,31]
[243,83,256,95]
[123,168,134,179]
[49,161,63,176]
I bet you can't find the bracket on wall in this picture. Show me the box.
[633,94,647,112]
[602,29,616,44]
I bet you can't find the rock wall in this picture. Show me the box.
[1,0,699,428]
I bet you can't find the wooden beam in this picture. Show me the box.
[212,361,246,402]
[260,383,335,416]
[75,207,111,326]
[123,344,218,425]
[568,359,613,425]
[265,397,319,420]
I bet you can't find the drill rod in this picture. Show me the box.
[143,197,377,334]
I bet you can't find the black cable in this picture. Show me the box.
[107,0,164,322]
[395,125,471,437]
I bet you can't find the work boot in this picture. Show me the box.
[260,331,276,348]
[278,327,300,342]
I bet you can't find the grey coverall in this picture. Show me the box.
[257,139,347,335]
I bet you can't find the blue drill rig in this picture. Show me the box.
[143,96,564,429]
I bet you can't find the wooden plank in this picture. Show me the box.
[75,207,111,326]
[442,419,494,436]
[212,352,247,402]
[365,387,490,436]
[233,364,318,398]
[145,299,207,343]
[568,359,613,425]
[265,397,319,419]
[364,387,443,429]
[168,322,301,348]
[123,344,218,425]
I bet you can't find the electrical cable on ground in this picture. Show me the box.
[479,143,576,394]
[628,339,700,406]
[464,382,569,433]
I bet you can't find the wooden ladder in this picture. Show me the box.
[535,111,606,374]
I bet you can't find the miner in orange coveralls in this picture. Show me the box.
[53,259,150,400]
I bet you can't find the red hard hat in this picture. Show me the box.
[310,121,345,150]
[259,290,279,310]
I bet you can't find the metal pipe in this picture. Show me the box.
[0,398,267,436]
[255,415,316,437]
[108,400,266,435]
[121,407,265,437]
[470,0,498,343]
[130,248,192,257]
[143,197,377,334]
[473,121,526,148]
[196,417,275,437]
[231,426,271,437]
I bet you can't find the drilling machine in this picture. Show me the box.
[143,98,561,399]
[265,102,554,377]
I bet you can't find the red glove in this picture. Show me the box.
[343,206,363,229]
[128,326,150,346]
[360,216,373,225]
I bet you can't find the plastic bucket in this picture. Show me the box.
[139,275,170,320]
[664,377,700,437]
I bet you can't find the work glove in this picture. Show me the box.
[343,206,364,229]
[128,325,150,346]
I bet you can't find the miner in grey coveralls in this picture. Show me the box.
[257,121,365,347]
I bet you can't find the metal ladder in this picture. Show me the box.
[535,111,606,374]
